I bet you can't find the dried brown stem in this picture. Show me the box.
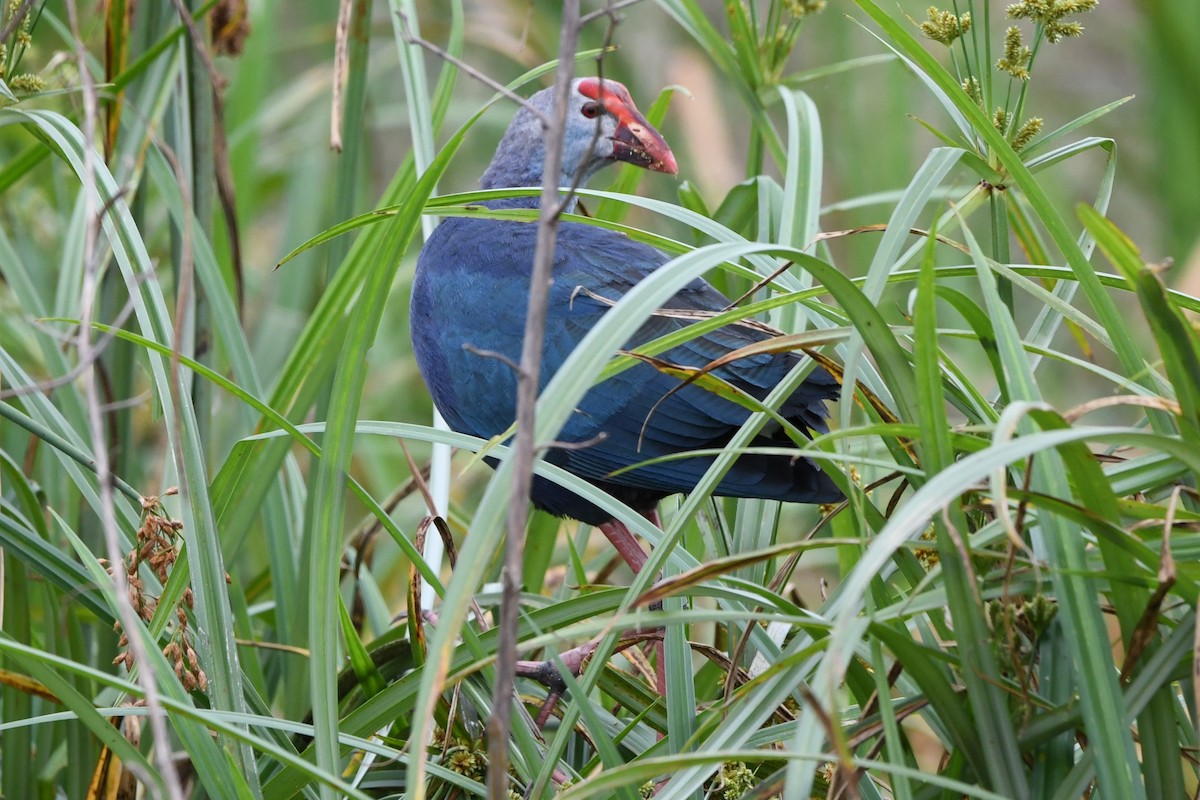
[331,0,353,152]
[487,3,582,795]
[62,0,184,795]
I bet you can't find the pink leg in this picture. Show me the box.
[636,510,669,714]
[598,511,669,701]
[517,508,670,730]
[596,507,663,574]
[597,519,649,574]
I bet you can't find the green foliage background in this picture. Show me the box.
[0,0,1198,798]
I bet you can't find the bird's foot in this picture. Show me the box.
[515,628,664,728]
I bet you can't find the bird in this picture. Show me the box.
[411,77,840,539]
[411,76,840,716]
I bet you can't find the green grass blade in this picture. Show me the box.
[306,103,467,796]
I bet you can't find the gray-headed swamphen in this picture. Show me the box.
[411,78,840,710]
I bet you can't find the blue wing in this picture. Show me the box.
[411,216,840,521]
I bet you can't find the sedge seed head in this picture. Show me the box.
[1007,0,1098,43]
[1012,116,1044,150]
[920,6,972,45]
[784,0,826,16]
[996,26,1032,79]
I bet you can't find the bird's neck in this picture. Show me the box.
[479,150,598,212]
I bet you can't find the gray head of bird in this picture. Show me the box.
[480,77,677,194]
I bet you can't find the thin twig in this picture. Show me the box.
[551,11,622,221]
[348,461,432,563]
[0,292,140,400]
[62,1,184,797]
[462,342,522,373]
[487,2,582,795]
[163,0,226,97]
[799,684,860,800]
[722,225,971,310]
[350,454,432,632]
[394,9,552,127]
[98,392,153,413]
[0,0,36,43]
[538,432,607,452]
[579,0,645,26]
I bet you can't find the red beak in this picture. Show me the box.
[612,108,678,175]
[579,78,678,175]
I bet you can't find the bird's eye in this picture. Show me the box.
[580,102,601,119]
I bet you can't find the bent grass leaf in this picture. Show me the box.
[1080,204,1200,440]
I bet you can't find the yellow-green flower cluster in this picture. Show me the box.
[993,107,1009,134]
[784,0,826,17]
[1007,0,1098,43]
[962,76,983,105]
[6,0,32,47]
[1011,116,1043,150]
[9,73,44,94]
[986,593,1058,638]
[2,0,46,96]
[988,106,1043,150]
[920,6,972,46]
[717,761,757,799]
[996,26,1032,80]
[444,741,487,780]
